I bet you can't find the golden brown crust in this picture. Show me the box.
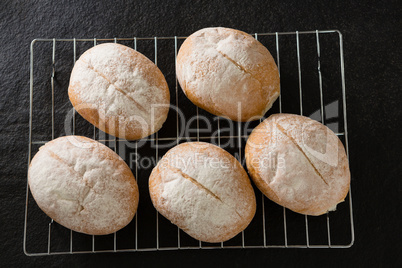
[149,142,256,243]
[245,114,350,216]
[176,27,280,122]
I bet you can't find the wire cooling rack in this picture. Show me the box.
[25,30,354,256]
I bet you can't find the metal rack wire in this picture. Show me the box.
[24,30,354,256]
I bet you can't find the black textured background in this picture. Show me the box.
[1,0,401,267]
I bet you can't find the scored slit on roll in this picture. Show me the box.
[274,122,329,185]
[28,136,139,235]
[176,27,280,122]
[245,114,350,216]
[149,142,256,243]
[68,43,170,140]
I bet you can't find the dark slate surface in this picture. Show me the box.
[1,0,400,266]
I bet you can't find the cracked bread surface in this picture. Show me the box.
[245,114,350,216]
[28,136,139,235]
[176,27,280,122]
[149,142,256,243]
[68,43,170,140]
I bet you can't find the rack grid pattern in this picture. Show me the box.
[25,30,354,256]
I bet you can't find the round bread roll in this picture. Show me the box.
[149,142,256,243]
[245,114,350,216]
[69,43,170,140]
[176,27,280,122]
[28,136,139,235]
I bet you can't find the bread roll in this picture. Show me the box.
[69,43,170,140]
[28,136,139,235]
[176,27,280,122]
[149,142,256,243]
[245,114,350,216]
